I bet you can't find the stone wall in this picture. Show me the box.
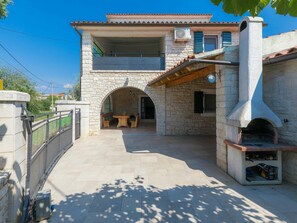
[263,59,297,184]
[263,30,297,55]
[81,71,166,135]
[0,91,30,223]
[164,31,194,69]
[55,100,90,138]
[216,46,239,172]
[110,88,148,116]
[165,78,216,135]
[0,172,10,223]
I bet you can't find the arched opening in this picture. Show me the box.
[100,87,156,133]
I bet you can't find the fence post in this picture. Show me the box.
[45,114,49,172]
[59,111,62,151]
[70,110,74,144]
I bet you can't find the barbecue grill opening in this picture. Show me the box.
[241,118,278,145]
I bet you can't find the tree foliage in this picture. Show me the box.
[70,78,81,101]
[0,0,13,19]
[0,67,42,114]
[211,0,297,17]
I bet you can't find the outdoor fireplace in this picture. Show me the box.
[224,17,285,185]
[240,118,278,145]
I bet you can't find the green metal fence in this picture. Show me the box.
[29,110,74,196]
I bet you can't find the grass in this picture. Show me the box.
[32,115,72,154]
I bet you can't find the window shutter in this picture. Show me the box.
[194,32,204,54]
[194,91,204,113]
[222,31,232,47]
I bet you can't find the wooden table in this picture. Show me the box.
[113,115,130,128]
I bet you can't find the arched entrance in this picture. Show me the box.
[100,87,157,132]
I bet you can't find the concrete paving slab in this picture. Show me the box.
[41,124,297,223]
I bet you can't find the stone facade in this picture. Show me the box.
[81,71,166,135]
[80,21,238,136]
[110,88,149,116]
[263,59,297,184]
[165,78,216,135]
[215,46,239,171]
[165,31,194,69]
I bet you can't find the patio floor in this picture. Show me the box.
[42,123,297,223]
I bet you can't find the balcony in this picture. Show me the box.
[93,53,165,70]
[92,37,165,71]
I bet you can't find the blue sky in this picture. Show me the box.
[0,0,296,93]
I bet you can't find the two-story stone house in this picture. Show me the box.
[71,13,239,136]
[70,14,297,185]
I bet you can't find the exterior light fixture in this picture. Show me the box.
[207,73,216,84]
[206,70,222,83]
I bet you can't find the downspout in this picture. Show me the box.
[74,27,82,101]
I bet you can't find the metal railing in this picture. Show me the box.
[93,52,165,57]
[29,110,74,196]
[75,108,81,140]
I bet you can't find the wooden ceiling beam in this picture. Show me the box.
[166,65,215,88]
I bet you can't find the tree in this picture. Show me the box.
[211,0,297,17]
[70,78,81,101]
[0,67,42,114]
[0,0,13,19]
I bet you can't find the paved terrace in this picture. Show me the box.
[42,123,297,223]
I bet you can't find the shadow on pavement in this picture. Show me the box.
[48,176,284,223]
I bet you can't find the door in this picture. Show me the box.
[140,96,155,119]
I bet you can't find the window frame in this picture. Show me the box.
[201,89,216,117]
[203,35,219,52]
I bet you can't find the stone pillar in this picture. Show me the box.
[55,100,90,139]
[0,90,30,223]
[216,46,239,172]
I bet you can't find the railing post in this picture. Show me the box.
[71,110,74,144]
[45,114,49,172]
[59,111,62,152]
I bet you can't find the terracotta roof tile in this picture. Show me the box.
[71,21,238,26]
[106,13,213,16]
[263,47,297,60]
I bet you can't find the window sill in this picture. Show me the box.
[201,112,216,117]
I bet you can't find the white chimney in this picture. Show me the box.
[228,17,282,127]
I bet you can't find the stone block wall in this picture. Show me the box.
[110,88,148,116]
[81,71,165,135]
[164,31,194,69]
[215,46,239,172]
[165,78,216,135]
[55,100,90,138]
[263,59,297,184]
[0,91,30,223]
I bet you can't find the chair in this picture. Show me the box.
[130,115,139,128]
[102,117,110,128]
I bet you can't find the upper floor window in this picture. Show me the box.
[204,35,218,52]
[194,31,232,54]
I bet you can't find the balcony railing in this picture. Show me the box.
[92,52,165,71]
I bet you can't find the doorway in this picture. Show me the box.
[140,96,155,120]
